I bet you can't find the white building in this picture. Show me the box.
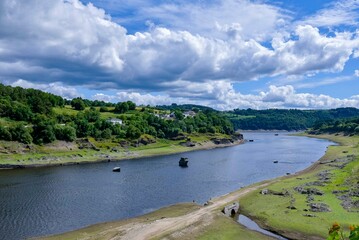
[107,118,123,125]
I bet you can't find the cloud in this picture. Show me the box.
[300,0,359,28]
[93,84,359,110]
[0,0,127,85]
[293,76,354,89]
[89,0,290,41]
[0,0,359,91]
[10,79,80,99]
[0,0,358,107]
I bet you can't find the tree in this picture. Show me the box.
[75,118,92,138]
[127,101,136,110]
[0,126,12,141]
[71,98,86,111]
[114,102,129,114]
[101,128,112,139]
[126,125,141,139]
[54,125,76,142]
[174,110,184,120]
[9,124,33,144]
[32,116,56,144]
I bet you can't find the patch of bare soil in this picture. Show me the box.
[77,183,271,240]
[45,141,78,151]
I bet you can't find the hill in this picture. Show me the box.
[226,108,359,130]
[0,83,235,145]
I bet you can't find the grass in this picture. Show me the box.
[238,134,359,239]
[52,105,78,116]
[195,215,275,240]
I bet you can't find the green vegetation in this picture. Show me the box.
[196,215,274,240]
[226,108,359,130]
[238,134,359,239]
[327,223,359,240]
[0,83,234,147]
[309,117,359,136]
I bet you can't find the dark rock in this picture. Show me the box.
[180,141,196,147]
[303,181,326,187]
[303,214,317,217]
[170,133,187,140]
[294,186,324,195]
[308,203,331,212]
[306,194,314,202]
[110,148,119,152]
[349,190,359,197]
[211,138,233,145]
[232,132,243,141]
[260,189,289,196]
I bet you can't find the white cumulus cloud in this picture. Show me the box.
[93,84,359,110]
[0,0,358,91]
[10,79,80,99]
[0,0,358,110]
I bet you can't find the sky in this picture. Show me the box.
[0,0,359,110]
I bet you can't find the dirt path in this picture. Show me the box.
[99,182,272,240]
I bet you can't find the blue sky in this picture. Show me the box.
[0,0,359,109]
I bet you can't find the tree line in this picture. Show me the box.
[227,108,359,130]
[308,117,359,135]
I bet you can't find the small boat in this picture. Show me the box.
[248,139,254,142]
[179,157,188,167]
[273,160,278,163]
[275,134,279,136]
[112,167,121,172]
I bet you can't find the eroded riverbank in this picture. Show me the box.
[0,137,244,169]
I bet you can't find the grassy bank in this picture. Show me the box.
[238,134,359,239]
[0,133,242,168]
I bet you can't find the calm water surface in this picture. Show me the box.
[0,132,333,240]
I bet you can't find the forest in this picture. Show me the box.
[0,84,234,145]
[226,108,359,130]
[307,117,359,135]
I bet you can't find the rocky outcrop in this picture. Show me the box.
[76,139,99,151]
[308,203,331,212]
[260,188,290,196]
[294,187,324,195]
[180,141,196,147]
[211,138,233,145]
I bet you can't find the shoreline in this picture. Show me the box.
[0,138,244,170]
[39,133,344,240]
[238,134,359,240]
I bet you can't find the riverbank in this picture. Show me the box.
[38,134,358,240]
[239,134,359,239]
[0,134,244,169]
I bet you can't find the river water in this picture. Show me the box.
[0,132,332,239]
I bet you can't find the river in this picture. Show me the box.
[0,132,333,240]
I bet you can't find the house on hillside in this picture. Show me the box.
[107,118,123,125]
[183,110,196,118]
